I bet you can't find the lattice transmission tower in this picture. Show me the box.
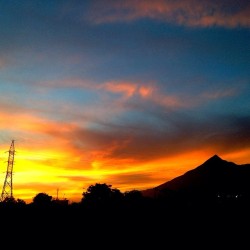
[1,140,15,201]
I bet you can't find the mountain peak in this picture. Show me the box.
[141,155,250,198]
[198,154,225,170]
[210,154,222,160]
[204,154,223,163]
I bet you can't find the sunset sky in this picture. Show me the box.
[0,0,249,203]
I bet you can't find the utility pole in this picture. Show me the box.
[1,140,15,201]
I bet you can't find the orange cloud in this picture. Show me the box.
[34,78,187,109]
[100,80,184,108]
[101,81,137,98]
[150,91,183,108]
[87,0,250,28]
[34,78,243,112]
[138,86,153,97]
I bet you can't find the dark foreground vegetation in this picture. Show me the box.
[1,183,250,248]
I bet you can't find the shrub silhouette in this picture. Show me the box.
[32,192,53,207]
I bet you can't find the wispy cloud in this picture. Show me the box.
[101,81,137,98]
[36,78,96,90]
[87,0,250,28]
[0,58,7,69]
[34,78,184,109]
[201,87,238,100]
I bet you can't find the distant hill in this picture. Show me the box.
[141,155,250,201]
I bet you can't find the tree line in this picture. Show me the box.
[0,183,149,210]
[1,182,250,213]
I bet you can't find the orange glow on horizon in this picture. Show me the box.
[0,141,249,205]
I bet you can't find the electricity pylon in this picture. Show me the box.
[1,140,15,201]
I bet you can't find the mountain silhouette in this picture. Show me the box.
[141,154,250,201]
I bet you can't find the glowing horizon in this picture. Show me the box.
[0,140,249,204]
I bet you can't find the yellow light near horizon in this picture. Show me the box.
[1,142,249,205]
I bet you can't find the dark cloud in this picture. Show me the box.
[65,109,250,164]
[202,114,250,154]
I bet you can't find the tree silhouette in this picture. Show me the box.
[32,192,53,207]
[81,183,123,208]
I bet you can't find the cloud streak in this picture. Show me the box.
[58,111,250,168]
[87,0,250,27]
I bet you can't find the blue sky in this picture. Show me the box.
[0,0,249,202]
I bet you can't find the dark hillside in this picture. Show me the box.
[142,155,250,206]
